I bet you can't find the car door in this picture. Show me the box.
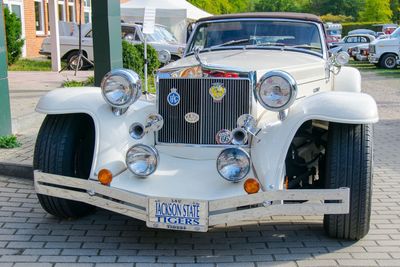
[343,36,359,50]
[122,26,142,45]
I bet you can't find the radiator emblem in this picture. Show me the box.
[167,88,180,106]
[209,83,226,102]
[185,112,199,124]
[215,129,232,144]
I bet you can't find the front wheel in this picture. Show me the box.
[67,51,84,70]
[380,54,398,69]
[34,114,96,218]
[323,123,373,240]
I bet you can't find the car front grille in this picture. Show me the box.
[157,78,251,145]
[369,45,375,53]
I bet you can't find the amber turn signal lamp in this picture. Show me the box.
[244,178,260,194]
[98,169,113,185]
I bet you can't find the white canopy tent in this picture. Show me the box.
[120,0,211,43]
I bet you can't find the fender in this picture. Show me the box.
[333,66,361,92]
[252,91,378,189]
[36,87,157,177]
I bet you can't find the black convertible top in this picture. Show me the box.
[197,12,322,24]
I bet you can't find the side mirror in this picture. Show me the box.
[158,50,171,64]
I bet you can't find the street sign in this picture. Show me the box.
[143,8,156,35]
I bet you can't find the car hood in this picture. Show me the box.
[160,49,327,84]
[148,42,185,54]
[370,37,399,46]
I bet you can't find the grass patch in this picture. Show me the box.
[63,76,94,87]
[9,59,67,71]
[0,135,21,149]
[348,60,400,78]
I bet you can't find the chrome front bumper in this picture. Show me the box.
[34,171,350,232]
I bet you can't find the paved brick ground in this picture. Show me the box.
[0,70,399,266]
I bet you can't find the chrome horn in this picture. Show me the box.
[231,128,248,145]
[129,114,164,140]
[237,114,261,136]
[145,114,164,133]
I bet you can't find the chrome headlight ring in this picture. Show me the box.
[256,70,298,112]
[101,68,142,110]
[216,147,251,183]
[126,144,159,177]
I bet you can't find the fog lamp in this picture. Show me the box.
[216,148,250,182]
[126,144,159,177]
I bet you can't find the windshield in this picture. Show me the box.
[188,20,324,55]
[147,26,178,44]
[391,27,400,38]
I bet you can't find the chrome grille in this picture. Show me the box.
[158,78,251,145]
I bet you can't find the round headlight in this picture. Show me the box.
[101,69,141,109]
[126,144,159,177]
[216,148,251,182]
[256,71,297,111]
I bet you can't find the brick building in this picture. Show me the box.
[3,0,91,58]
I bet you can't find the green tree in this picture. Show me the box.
[359,0,393,22]
[391,0,400,23]
[309,0,364,19]
[4,8,24,65]
[254,0,300,12]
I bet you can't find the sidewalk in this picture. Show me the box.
[0,71,93,178]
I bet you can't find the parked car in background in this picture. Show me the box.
[369,27,400,69]
[34,12,378,240]
[348,29,376,37]
[382,24,398,35]
[40,23,186,69]
[354,45,370,61]
[330,34,375,54]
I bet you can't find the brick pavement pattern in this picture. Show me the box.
[0,71,399,266]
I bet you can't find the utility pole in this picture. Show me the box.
[0,6,12,136]
[92,0,123,86]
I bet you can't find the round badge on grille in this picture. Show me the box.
[185,112,199,124]
[167,88,180,106]
[209,83,226,102]
[216,129,233,144]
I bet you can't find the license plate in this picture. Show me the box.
[147,197,208,232]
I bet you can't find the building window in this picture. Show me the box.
[11,4,22,18]
[34,0,44,34]
[84,0,91,23]
[68,1,75,22]
[58,1,65,21]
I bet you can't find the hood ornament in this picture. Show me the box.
[194,46,208,67]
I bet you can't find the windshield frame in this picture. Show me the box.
[184,18,328,59]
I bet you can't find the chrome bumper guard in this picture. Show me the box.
[34,171,350,231]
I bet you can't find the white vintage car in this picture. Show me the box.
[34,13,379,240]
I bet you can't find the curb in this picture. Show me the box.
[0,161,33,179]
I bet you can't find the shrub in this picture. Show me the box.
[0,135,21,149]
[320,13,354,23]
[342,22,386,35]
[4,8,24,65]
[122,40,144,76]
[122,41,160,77]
